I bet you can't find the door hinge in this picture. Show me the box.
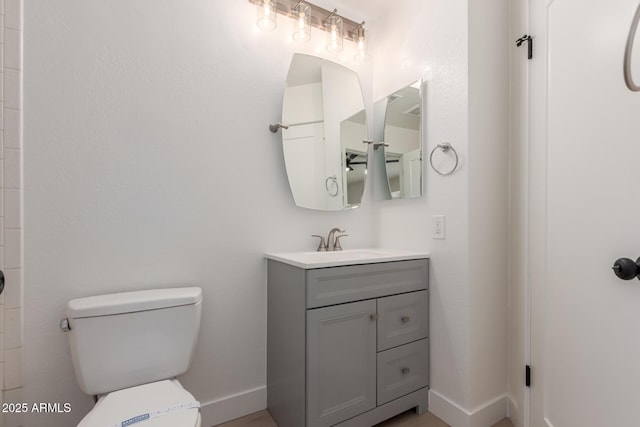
[525,365,531,387]
[516,34,533,59]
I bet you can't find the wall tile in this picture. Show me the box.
[0,217,4,246]
[3,70,18,109]
[3,347,21,389]
[2,149,18,189]
[3,309,19,349]
[4,189,19,228]
[4,229,20,269]
[0,102,5,131]
[4,28,18,70]
[0,130,4,158]
[4,0,19,31]
[0,333,4,362]
[4,387,23,427]
[3,269,20,309]
[3,109,19,149]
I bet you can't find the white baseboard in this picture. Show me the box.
[507,395,519,427]
[200,385,267,427]
[429,390,508,427]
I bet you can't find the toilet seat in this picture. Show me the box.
[78,380,200,427]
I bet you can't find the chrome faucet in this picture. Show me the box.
[326,227,346,251]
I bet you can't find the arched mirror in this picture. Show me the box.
[376,80,424,199]
[281,54,368,211]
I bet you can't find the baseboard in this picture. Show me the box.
[429,390,508,427]
[507,395,519,426]
[200,385,267,427]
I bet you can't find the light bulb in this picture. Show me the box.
[353,26,370,62]
[292,2,311,42]
[325,15,343,52]
[257,0,277,31]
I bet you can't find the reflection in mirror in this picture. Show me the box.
[378,81,424,199]
[281,54,368,211]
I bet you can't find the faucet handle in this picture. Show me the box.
[311,235,328,252]
[334,234,348,251]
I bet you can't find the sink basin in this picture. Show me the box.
[265,248,430,269]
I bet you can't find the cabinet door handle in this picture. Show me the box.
[401,367,410,375]
[370,313,379,321]
[401,316,410,323]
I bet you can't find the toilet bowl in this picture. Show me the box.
[78,380,201,427]
[61,287,203,427]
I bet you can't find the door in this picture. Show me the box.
[282,123,327,209]
[306,300,377,427]
[401,148,422,198]
[529,0,640,425]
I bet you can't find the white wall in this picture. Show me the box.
[23,2,375,426]
[372,0,509,426]
[468,0,510,419]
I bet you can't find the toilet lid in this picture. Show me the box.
[78,380,200,427]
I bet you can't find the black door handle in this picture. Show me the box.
[612,258,640,280]
[0,270,4,295]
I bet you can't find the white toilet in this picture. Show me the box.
[61,287,203,427]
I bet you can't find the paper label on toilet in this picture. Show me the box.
[121,414,150,426]
[110,401,200,427]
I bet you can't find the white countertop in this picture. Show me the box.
[265,248,431,269]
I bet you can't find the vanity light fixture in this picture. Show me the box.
[249,0,370,61]
[323,10,343,52]
[292,1,311,42]
[257,0,277,31]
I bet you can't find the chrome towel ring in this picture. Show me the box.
[624,2,640,92]
[429,143,459,176]
[325,175,339,196]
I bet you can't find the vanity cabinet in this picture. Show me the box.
[267,258,429,427]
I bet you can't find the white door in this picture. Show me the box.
[401,148,422,198]
[530,0,640,425]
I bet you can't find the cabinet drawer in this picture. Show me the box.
[306,260,428,308]
[377,339,429,406]
[377,290,428,351]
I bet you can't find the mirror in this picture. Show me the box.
[282,54,368,211]
[376,81,424,199]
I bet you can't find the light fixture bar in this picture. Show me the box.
[248,0,364,41]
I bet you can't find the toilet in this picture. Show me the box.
[61,287,203,427]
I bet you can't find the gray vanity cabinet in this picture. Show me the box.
[267,258,429,427]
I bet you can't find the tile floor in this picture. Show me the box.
[215,409,514,427]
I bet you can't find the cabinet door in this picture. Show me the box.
[307,300,377,427]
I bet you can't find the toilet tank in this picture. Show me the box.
[64,287,202,396]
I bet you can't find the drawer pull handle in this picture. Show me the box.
[401,367,410,375]
[370,313,379,321]
[401,316,411,323]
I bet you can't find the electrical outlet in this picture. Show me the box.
[433,215,445,239]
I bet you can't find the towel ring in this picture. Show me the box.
[624,2,640,92]
[325,175,339,196]
[429,143,459,176]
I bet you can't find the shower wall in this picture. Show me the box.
[0,0,23,426]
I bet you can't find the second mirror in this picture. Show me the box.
[376,80,424,199]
